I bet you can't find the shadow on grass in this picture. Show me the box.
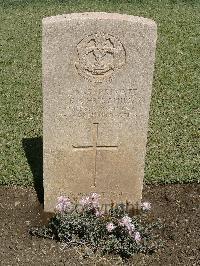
[22,137,43,205]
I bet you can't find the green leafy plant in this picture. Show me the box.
[30,193,161,258]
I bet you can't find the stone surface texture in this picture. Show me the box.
[43,12,157,212]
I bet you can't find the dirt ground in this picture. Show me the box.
[0,184,199,266]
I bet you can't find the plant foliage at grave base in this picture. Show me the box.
[30,194,162,258]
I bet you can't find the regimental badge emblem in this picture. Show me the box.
[75,32,126,83]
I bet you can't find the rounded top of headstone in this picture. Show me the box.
[42,12,156,28]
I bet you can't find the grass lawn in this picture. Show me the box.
[0,0,199,186]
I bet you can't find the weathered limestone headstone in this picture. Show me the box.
[43,12,157,212]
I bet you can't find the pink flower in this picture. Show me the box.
[95,210,104,217]
[79,193,100,211]
[56,196,72,213]
[119,215,132,226]
[90,193,100,208]
[134,231,141,242]
[90,192,100,201]
[106,222,116,232]
[119,215,135,236]
[141,201,151,211]
[79,196,91,208]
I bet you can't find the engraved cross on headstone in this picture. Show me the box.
[73,123,118,187]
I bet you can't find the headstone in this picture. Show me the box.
[43,12,157,213]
